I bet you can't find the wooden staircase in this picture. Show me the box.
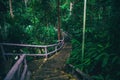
[29,43,78,80]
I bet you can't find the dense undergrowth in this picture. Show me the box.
[64,0,120,80]
[0,0,120,80]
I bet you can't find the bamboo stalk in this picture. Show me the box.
[81,0,87,71]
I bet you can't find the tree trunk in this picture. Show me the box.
[57,0,61,40]
[9,0,14,18]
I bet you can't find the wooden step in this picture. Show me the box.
[29,43,78,80]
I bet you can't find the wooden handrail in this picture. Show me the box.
[1,40,64,56]
[4,53,46,56]
[1,29,67,80]
[4,43,64,56]
[3,40,64,80]
[20,65,27,80]
[0,43,56,48]
[4,54,26,80]
[67,64,93,80]
[0,40,65,48]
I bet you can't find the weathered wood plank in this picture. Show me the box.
[3,41,64,57]
[20,65,27,80]
[17,62,22,79]
[0,43,60,48]
[0,43,47,48]
[4,54,25,80]
[4,53,46,56]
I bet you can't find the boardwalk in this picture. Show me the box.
[29,43,77,80]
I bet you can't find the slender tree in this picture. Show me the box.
[81,0,87,71]
[57,0,61,40]
[9,0,14,18]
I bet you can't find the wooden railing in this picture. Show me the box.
[0,40,64,58]
[0,39,64,80]
[66,64,93,80]
[4,54,30,80]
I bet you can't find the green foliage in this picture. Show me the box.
[0,0,120,80]
[66,0,120,80]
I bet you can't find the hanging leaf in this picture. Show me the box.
[94,53,104,60]
[84,58,91,65]
[102,55,109,68]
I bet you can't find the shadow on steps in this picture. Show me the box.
[28,43,78,80]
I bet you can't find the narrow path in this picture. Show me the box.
[29,43,77,80]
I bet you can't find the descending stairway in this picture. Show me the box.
[28,43,78,80]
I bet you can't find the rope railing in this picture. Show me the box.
[0,39,64,80]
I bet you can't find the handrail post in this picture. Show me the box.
[24,56,27,66]
[0,45,6,61]
[45,47,48,59]
[55,45,57,53]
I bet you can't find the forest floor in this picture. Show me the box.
[28,43,78,80]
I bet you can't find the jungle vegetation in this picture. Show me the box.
[0,0,120,80]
